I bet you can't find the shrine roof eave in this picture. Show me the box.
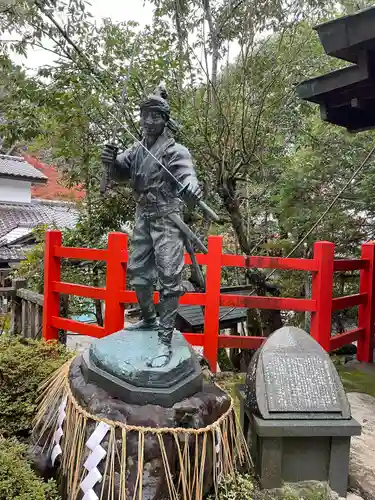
[314,6,375,64]
[295,63,368,104]
[296,62,375,131]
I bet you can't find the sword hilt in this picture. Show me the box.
[100,166,109,195]
[100,142,118,195]
[177,184,188,197]
[178,184,220,223]
[198,200,220,223]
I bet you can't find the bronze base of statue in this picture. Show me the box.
[81,328,203,407]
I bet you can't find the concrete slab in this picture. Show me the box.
[348,392,375,500]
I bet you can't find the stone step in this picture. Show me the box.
[67,334,95,353]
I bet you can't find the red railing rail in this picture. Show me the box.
[42,231,375,371]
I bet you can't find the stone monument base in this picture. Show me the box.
[30,355,241,500]
[236,385,361,497]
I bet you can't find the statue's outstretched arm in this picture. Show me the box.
[101,144,132,185]
[167,145,202,205]
[110,149,132,183]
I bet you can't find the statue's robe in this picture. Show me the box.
[110,129,199,296]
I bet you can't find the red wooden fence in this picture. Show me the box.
[42,230,375,371]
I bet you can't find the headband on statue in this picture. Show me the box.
[140,83,170,117]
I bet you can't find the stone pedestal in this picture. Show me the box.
[69,356,230,499]
[81,328,202,407]
[237,385,361,497]
[30,329,232,499]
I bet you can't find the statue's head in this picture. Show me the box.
[140,84,170,138]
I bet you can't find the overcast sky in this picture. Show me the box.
[9,0,155,70]
[6,0,236,82]
[89,0,153,24]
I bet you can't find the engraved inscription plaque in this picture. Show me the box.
[244,326,351,420]
[262,353,341,413]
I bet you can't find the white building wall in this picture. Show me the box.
[0,178,31,203]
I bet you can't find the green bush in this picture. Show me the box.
[0,336,71,437]
[0,437,60,500]
[0,314,11,334]
[208,474,333,500]
[208,474,255,499]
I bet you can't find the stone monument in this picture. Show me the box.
[236,326,361,497]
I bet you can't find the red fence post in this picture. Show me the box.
[104,232,128,335]
[357,243,375,362]
[42,230,62,341]
[310,241,335,351]
[203,236,223,372]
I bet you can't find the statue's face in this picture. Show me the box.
[141,109,166,138]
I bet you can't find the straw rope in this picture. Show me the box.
[33,358,252,500]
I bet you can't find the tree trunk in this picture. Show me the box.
[220,176,252,255]
[59,295,69,345]
[92,265,104,327]
[220,175,283,335]
[173,0,186,106]
[94,299,104,327]
[259,308,283,336]
[247,308,262,336]
[202,0,219,104]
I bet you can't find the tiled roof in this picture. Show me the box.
[0,200,78,262]
[1,227,34,245]
[177,303,246,329]
[0,246,30,262]
[176,285,248,330]
[0,155,48,183]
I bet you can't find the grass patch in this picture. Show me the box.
[206,473,336,499]
[336,364,375,397]
[214,373,245,418]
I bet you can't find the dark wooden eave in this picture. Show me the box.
[296,6,375,132]
[315,7,375,64]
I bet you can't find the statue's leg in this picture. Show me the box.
[127,212,158,330]
[126,287,158,330]
[152,213,185,346]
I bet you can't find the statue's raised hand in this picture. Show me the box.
[101,143,118,165]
